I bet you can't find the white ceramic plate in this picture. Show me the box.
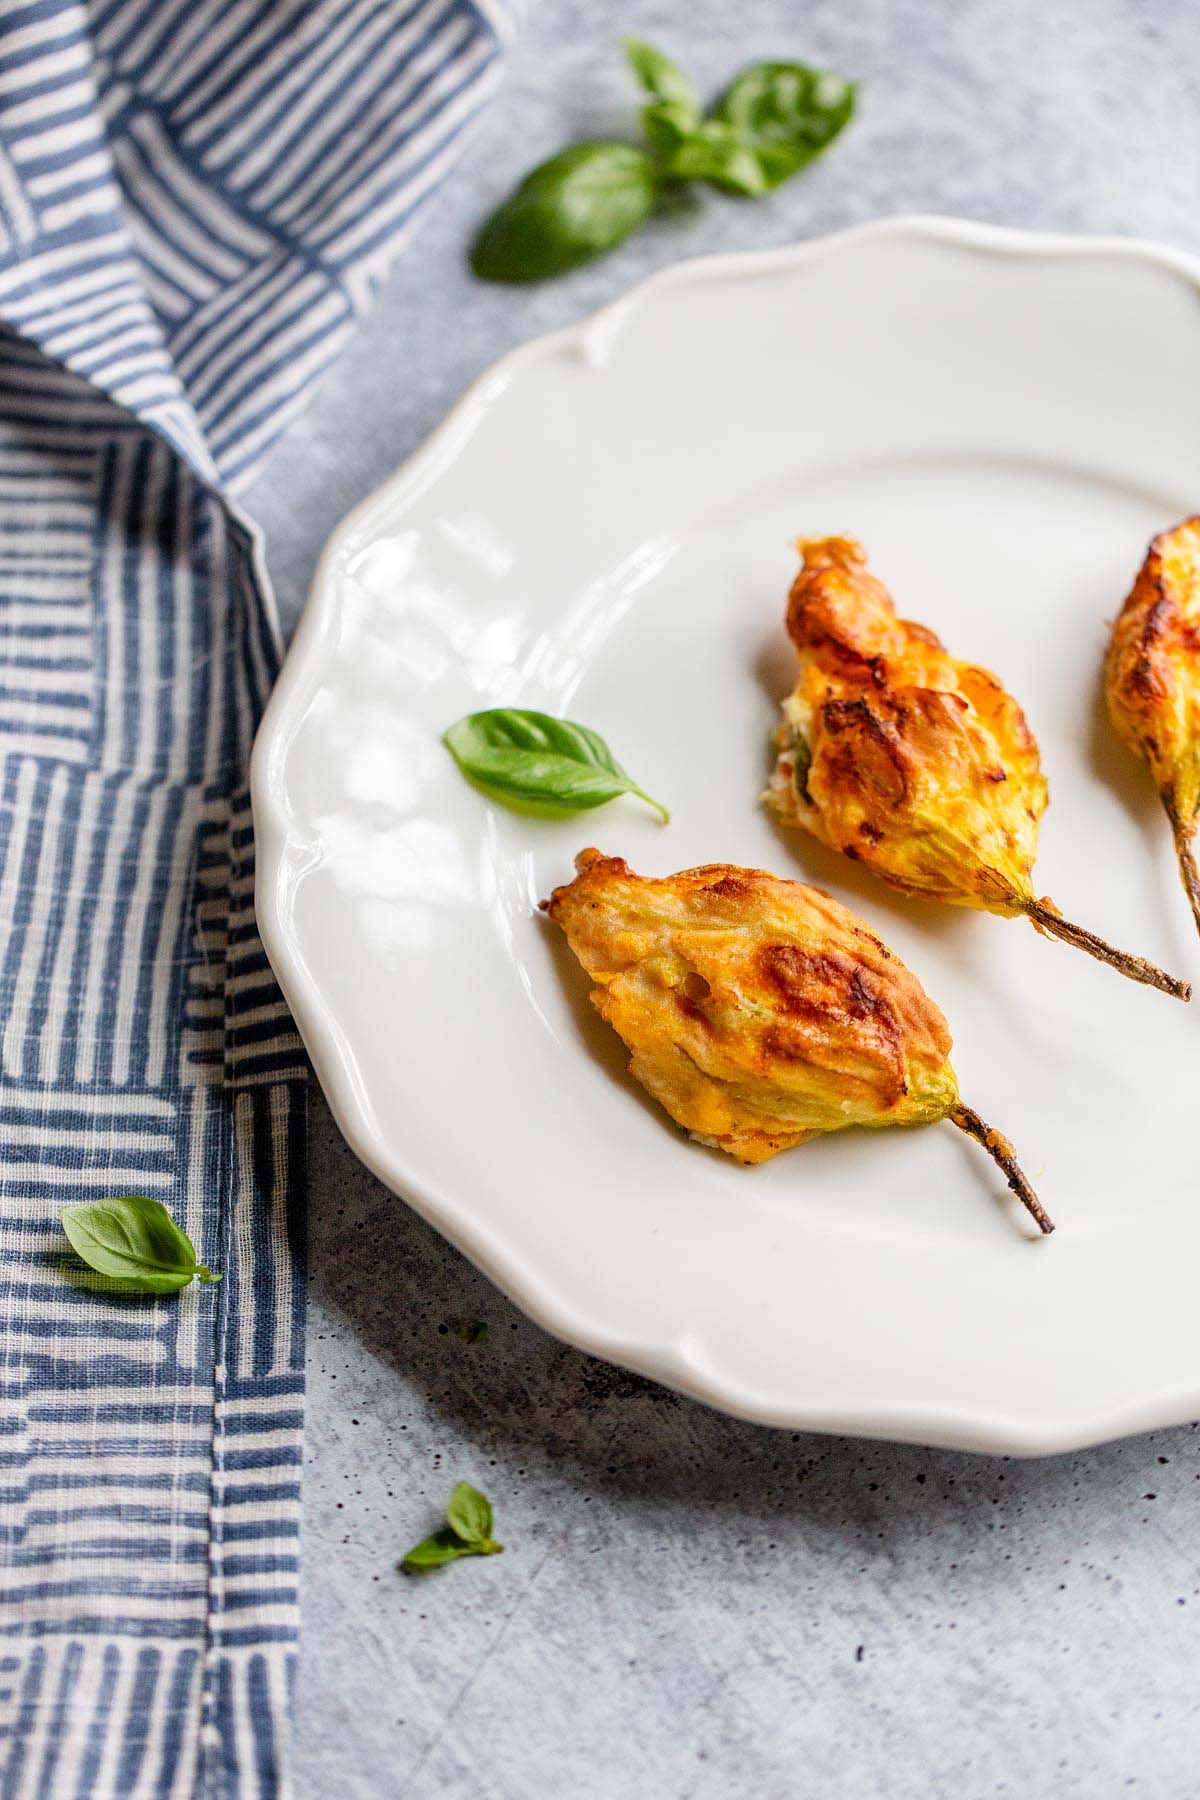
[253,216,1200,1455]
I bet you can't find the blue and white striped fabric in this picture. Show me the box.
[0,3,514,1792]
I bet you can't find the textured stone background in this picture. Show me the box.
[243,3,1200,1793]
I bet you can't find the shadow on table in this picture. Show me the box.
[305,1089,1194,1539]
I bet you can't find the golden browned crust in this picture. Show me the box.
[766,536,1046,914]
[544,848,957,1165]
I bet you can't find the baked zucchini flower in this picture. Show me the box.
[1106,517,1200,939]
[544,849,1052,1233]
[767,536,1188,1001]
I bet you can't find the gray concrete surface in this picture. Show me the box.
[242,3,1200,1793]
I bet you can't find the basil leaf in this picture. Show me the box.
[459,1319,489,1344]
[641,98,702,157]
[710,62,856,190]
[60,1196,220,1295]
[623,38,701,155]
[662,121,770,197]
[623,38,698,111]
[446,1481,494,1546]
[443,709,669,822]
[471,144,659,283]
[401,1528,473,1572]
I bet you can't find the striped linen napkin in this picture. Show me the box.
[0,3,514,1793]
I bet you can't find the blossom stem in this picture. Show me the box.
[950,1103,1054,1235]
[1024,898,1190,1001]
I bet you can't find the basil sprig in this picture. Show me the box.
[402,1482,504,1573]
[61,1197,220,1295]
[471,38,855,282]
[444,708,669,822]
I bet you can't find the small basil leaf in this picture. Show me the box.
[443,709,669,822]
[710,62,855,189]
[60,1197,219,1295]
[401,1528,472,1572]
[641,98,702,157]
[459,1319,489,1344]
[623,39,701,153]
[623,38,698,112]
[662,121,770,197]
[446,1481,493,1546]
[471,144,659,283]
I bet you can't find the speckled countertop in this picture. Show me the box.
[242,3,1200,1793]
